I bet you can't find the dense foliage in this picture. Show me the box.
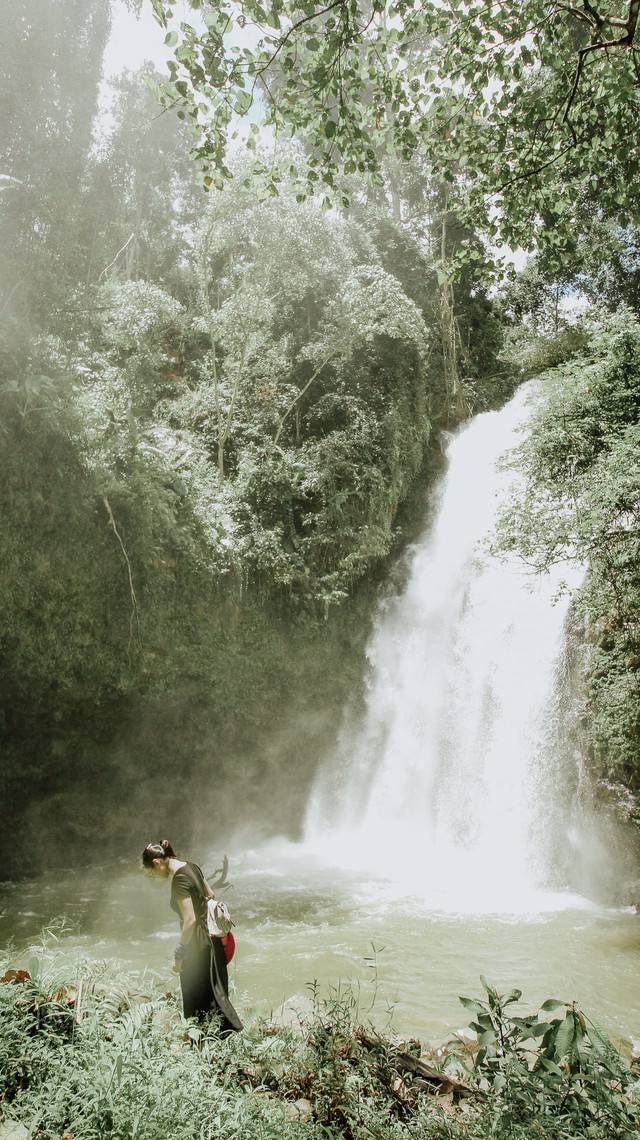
[0,0,509,872]
[0,183,445,869]
[149,0,640,257]
[0,955,638,1139]
[495,309,640,799]
[573,222,640,318]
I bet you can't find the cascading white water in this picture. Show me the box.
[304,384,586,912]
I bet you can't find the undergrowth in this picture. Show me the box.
[0,950,638,1140]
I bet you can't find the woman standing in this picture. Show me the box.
[142,839,242,1033]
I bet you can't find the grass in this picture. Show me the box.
[0,946,638,1140]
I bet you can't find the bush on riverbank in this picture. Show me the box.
[0,953,638,1139]
[494,307,640,806]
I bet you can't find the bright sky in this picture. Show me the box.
[103,0,171,77]
[99,1,530,269]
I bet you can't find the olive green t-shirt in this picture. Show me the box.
[170,861,208,928]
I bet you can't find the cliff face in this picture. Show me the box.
[0,320,448,878]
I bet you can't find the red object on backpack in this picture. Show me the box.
[221,931,235,964]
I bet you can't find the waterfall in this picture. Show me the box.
[304,384,586,912]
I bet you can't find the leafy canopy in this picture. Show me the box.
[148,0,640,252]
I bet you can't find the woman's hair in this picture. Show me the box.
[141,838,177,867]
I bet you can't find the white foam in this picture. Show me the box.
[303,386,590,915]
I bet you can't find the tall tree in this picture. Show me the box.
[0,0,111,331]
[81,64,202,294]
[187,181,429,476]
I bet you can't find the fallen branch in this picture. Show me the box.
[356,1030,477,1097]
[208,854,231,891]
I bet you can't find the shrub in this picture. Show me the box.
[1,955,638,1140]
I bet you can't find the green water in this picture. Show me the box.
[1,842,639,1048]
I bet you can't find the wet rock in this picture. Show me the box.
[152,1006,182,1033]
[0,1123,30,1140]
[285,1098,313,1122]
[270,994,316,1030]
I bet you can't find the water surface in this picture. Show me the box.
[2,845,639,1047]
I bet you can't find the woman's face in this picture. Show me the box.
[146,858,170,880]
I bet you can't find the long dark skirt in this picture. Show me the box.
[179,926,242,1032]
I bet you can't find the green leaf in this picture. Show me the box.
[503,988,522,1005]
[537,1055,565,1077]
[164,30,179,47]
[553,1013,576,1059]
[459,996,487,1014]
[150,0,169,26]
[540,998,565,1011]
[234,90,252,114]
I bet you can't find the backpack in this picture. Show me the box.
[205,896,234,938]
[183,861,235,939]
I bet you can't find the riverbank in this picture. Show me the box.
[1,948,638,1139]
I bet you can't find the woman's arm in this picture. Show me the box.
[173,896,197,973]
[178,895,197,941]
